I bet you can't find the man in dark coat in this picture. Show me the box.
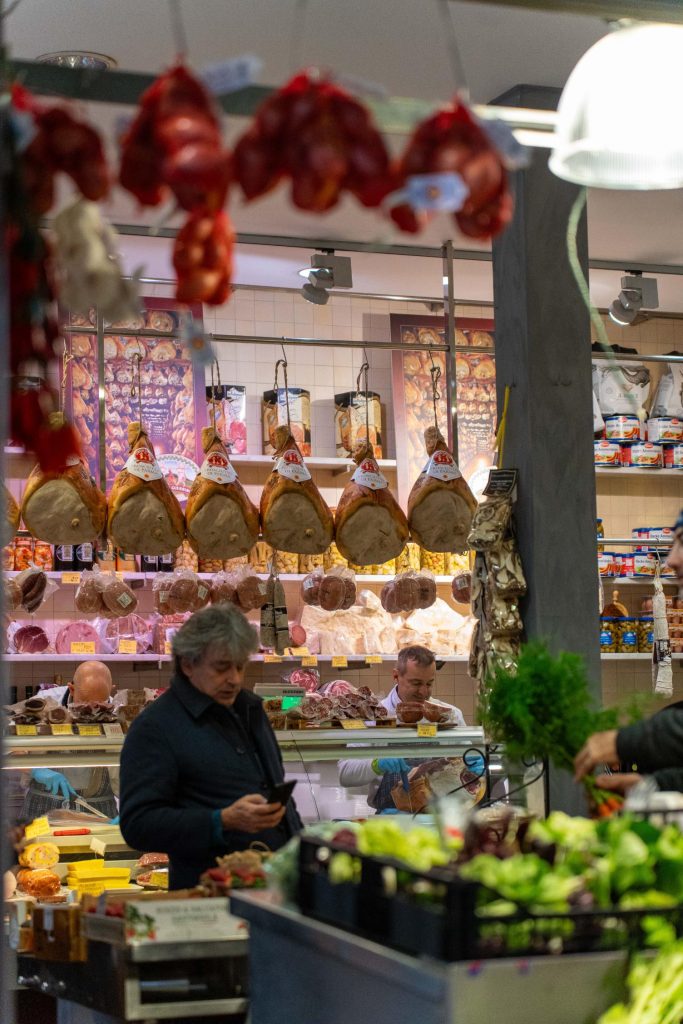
[575,510,683,793]
[119,604,302,888]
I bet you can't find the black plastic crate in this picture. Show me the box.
[297,836,683,962]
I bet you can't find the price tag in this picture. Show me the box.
[302,656,318,667]
[118,639,137,655]
[61,572,81,585]
[164,641,172,657]
[282,696,303,711]
[25,816,50,839]
[103,723,123,737]
[15,724,37,736]
[365,655,383,664]
[50,724,73,735]
[264,654,282,664]
[332,656,348,668]
[340,720,366,730]
[417,722,437,737]
[71,642,96,654]
[115,572,125,581]
[289,647,309,657]
[77,725,101,737]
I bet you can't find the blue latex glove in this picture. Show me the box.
[109,816,120,826]
[32,768,76,800]
[378,808,402,815]
[374,757,410,775]
[464,752,486,777]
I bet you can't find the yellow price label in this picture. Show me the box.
[331,656,348,668]
[71,641,96,654]
[340,720,366,730]
[264,654,282,663]
[115,572,124,581]
[61,572,81,585]
[50,724,73,735]
[289,647,309,657]
[25,816,50,840]
[164,641,172,656]
[77,725,101,737]
[102,723,123,737]
[417,723,437,737]
[15,724,37,736]
[301,656,318,667]
[118,639,137,655]
[365,655,383,664]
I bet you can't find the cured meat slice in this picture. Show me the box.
[108,422,185,555]
[13,624,49,654]
[55,621,99,654]
[407,426,476,553]
[260,426,333,555]
[185,427,259,559]
[335,443,408,566]
[21,456,106,545]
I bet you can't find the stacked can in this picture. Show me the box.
[647,416,683,468]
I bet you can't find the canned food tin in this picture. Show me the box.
[648,527,674,543]
[630,443,663,468]
[620,552,635,576]
[633,551,658,576]
[648,417,683,444]
[594,440,621,467]
[620,444,632,466]
[598,551,618,576]
[671,445,683,469]
[632,527,650,551]
[605,415,641,442]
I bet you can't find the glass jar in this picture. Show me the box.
[599,617,618,653]
[637,616,654,653]
[596,518,605,554]
[618,617,638,654]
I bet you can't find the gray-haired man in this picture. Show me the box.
[119,604,302,888]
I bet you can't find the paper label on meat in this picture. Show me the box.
[276,449,311,483]
[126,447,163,481]
[200,451,237,484]
[351,458,388,490]
[65,455,82,467]
[423,451,462,482]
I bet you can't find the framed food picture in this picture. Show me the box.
[64,298,206,492]
[390,313,497,503]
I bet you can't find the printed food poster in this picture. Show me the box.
[65,299,206,496]
[390,314,497,503]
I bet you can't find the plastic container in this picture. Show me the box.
[605,414,641,442]
[648,417,683,444]
[630,443,663,468]
[594,440,621,467]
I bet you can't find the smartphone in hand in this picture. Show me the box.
[267,780,297,806]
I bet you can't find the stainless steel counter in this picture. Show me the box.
[231,892,628,1024]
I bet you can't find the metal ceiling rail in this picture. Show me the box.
[454,0,683,22]
[592,350,683,364]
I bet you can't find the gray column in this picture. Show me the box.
[491,89,598,814]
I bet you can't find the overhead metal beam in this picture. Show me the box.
[454,0,683,22]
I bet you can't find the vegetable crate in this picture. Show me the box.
[297,837,683,963]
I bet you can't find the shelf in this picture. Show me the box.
[5,652,469,664]
[8,571,456,585]
[596,468,683,478]
[4,653,170,663]
[601,653,683,661]
[599,576,678,585]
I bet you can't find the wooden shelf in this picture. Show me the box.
[596,467,683,479]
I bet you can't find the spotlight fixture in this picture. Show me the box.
[608,272,659,327]
[299,252,353,305]
[36,51,117,70]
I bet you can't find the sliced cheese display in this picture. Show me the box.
[19,842,60,869]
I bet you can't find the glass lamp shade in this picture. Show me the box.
[549,23,683,190]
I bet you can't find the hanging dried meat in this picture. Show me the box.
[234,70,392,212]
[173,209,234,305]
[108,422,184,556]
[185,427,259,559]
[335,442,409,567]
[260,426,333,555]
[21,447,107,545]
[389,97,513,240]
[407,426,476,553]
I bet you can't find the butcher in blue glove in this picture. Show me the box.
[338,646,467,811]
[22,661,119,822]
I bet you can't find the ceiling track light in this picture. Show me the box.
[299,251,353,305]
[36,51,117,70]
[608,272,659,327]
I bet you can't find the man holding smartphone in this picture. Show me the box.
[119,605,301,888]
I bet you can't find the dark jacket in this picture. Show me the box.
[617,707,683,792]
[119,673,302,888]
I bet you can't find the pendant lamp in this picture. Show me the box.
[549,22,683,190]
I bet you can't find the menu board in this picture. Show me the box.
[390,314,497,503]
[65,299,206,493]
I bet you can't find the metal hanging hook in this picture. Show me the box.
[274,346,291,431]
[429,349,442,431]
[355,351,371,456]
[60,339,73,414]
[130,352,143,427]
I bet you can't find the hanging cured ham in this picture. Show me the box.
[108,423,184,555]
[185,427,259,559]
[21,453,106,545]
[260,426,333,555]
[407,426,476,553]
[335,443,409,566]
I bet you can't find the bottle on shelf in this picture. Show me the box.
[54,544,75,572]
[140,555,159,572]
[158,552,175,572]
[14,531,34,571]
[75,541,94,572]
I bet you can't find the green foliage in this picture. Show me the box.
[597,942,683,1024]
[478,641,623,772]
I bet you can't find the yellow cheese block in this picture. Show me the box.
[67,869,130,884]
[65,859,105,877]
[149,870,169,889]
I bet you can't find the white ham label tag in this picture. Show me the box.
[276,449,311,483]
[424,450,462,482]
[65,455,82,467]
[351,458,388,490]
[126,447,163,481]
[200,451,237,484]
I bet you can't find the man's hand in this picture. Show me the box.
[220,794,286,834]
[574,730,619,781]
[594,772,642,796]
[32,769,76,800]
